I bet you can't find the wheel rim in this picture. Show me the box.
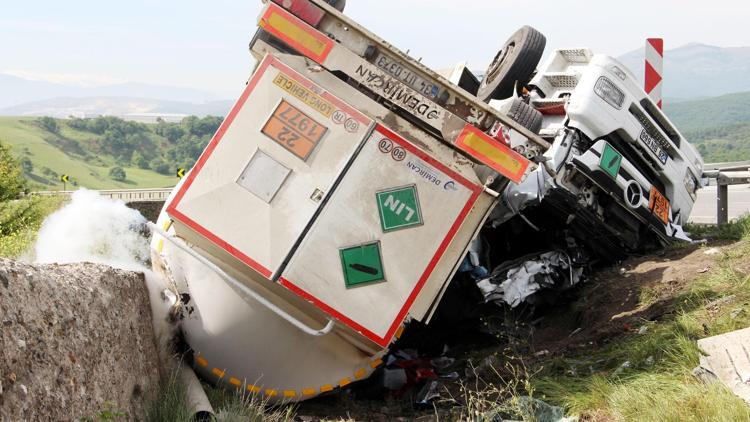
[485,42,515,85]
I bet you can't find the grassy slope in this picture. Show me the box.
[527,218,750,420]
[0,117,176,190]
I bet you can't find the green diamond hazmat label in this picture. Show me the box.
[376,185,423,232]
[340,242,385,287]
[599,143,622,179]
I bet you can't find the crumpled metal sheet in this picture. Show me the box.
[490,165,551,227]
[476,250,584,307]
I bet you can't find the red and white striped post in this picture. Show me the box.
[645,38,664,108]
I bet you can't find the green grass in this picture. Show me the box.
[526,216,750,421]
[144,371,296,422]
[686,214,750,241]
[0,195,66,258]
[0,117,176,190]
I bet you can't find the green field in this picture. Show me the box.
[0,117,177,190]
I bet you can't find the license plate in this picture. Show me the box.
[648,187,670,224]
[639,129,668,164]
[374,53,441,99]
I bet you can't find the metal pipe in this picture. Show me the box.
[179,362,214,420]
[147,222,335,337]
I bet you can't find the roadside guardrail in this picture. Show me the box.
[32,188,174,203]
[702,161,750,225]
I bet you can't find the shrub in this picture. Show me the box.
[108,166,127,182]
[0,141,25,201]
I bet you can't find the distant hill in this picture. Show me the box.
[0,97,234,120]
[618,43,750,100]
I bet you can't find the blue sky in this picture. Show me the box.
[2,0,748,98]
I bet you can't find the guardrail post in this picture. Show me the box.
[717,183,729,225]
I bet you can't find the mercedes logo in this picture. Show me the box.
[624,181,642,209]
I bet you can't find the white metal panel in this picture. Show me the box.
[281,124,481,346]
[168,54,373,279]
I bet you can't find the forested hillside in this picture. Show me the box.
[665,92,750,163]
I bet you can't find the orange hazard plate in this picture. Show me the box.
[262,99,328,161]
[649,187,670,224]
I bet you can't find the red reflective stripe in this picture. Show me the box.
[647,38,664,56]
[644,61,662,94]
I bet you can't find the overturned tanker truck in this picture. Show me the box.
[149,0,703,403]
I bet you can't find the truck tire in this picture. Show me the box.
[477,26,546,102]
[507,97,543,134]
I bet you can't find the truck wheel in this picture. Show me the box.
[477,26,546,102]
[507,97,543,134]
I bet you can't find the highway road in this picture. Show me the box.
[690,184,750,224]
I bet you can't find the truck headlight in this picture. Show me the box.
[594,76,625,109]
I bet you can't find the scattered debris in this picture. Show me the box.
[477,251,585,307]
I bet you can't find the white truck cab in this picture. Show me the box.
[475,49,704,307]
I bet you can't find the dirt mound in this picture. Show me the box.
[530,243,723,354]
[0,259,160,421]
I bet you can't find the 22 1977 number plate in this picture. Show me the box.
[262,100,327,161]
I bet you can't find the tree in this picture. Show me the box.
[38,116,59,133]
[86,118,109,134]
[108,166,126,182]
[131,151,149,169]
[67,117,88,130]
[152,160,171,175]
[0,142,25,201]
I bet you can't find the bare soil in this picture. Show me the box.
[530,242,725,355]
